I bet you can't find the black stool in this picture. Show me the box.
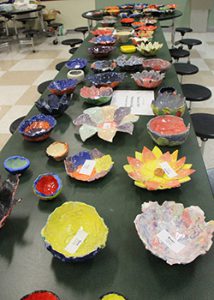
[69,47,79,55]
[74,26,88,39]
[174,63,199,83]
[55,61,67,71]
[169,47,190,62]
[20,29,39,52]
[180,38,202,62]
[175,27,192,39]
[49,22,62,45]
[182,84,212,110]
[37,80,52,94]
[191,113,214,155]
[207,168,214,195]
[9,116,25,134]
[62,38,83,48]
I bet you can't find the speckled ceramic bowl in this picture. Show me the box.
[48,79,78,95]
[88,45,114,59]
[87,72,125,88]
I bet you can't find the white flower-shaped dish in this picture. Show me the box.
[134,201,214,265]
[73,106,139,142]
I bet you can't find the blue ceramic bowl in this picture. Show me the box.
[65,58,87,70]
[4,156,30,174]
[88,45,114,58]
[35,94,72,117]
[91,60,117,73]
[91,35,116,45]
[19,114,56,142]
[33,173,62,200]
[48,79,78,95]
[87,72,125,88]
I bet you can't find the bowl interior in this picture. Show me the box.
[34,173,61,197]
[4,156,30,173]
[21,291,59,300]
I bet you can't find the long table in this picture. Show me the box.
[0,21,214,300]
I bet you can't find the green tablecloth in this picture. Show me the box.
[0,24,214,300]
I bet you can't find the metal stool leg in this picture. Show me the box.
[200,139,207,156]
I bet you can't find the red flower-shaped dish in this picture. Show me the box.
[131,70,165,89]
[143,58,171,72]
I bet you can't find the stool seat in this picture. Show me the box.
[169,48,190,60]
[182,84,212,101]
[61,38,83,47]
[23,29,38,36]
[180,38,202,49]
[37,80,52,94]
[16,17,37,23]
[55,61,67,71]
[175,27,192,36]
[74,26,88,34]
[174,63,199,76]
[69,47,78,54]
[207,168,214,195]
[9,116,26,134]
[51,22,62,30]
[191,113,214,140]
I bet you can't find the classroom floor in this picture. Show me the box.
[0,31,214,168]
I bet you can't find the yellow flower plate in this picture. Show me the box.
[120,45,136,54]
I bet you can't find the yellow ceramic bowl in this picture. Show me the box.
[120,45,136,54]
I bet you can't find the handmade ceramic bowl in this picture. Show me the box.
[73,106,139,142]
[20,290,60,300]
[135,25,157,31]
[131,21,146,29]
[120,45,136,54]
[124,146,195,190]
[65,58,87,70]
[87,72,125,88]
[19,114,56,142]
[41,201,109,262]
[4,155,30,174]
[135,201,214,265]
[33,173,62,200]
[88,45,114,59]
[131,70,165,89]
[137,41,163,56]
[91,28,114,36]
[114,29,134,43]
[151,89,186,117]
[147,115,190,146]
[35,94,72,117]
[100,19,117,27]
[135,30,154,39]
[80,86,113,105]
[65,148,114,182]
[48,79,78,95]
[91,60,117,73]
[120,18,135,26]
[89,35,116,46]
[100,292,128,300]
[0,174,20,228]
[142,58,171,72]
[46,141,69,161]
[116,55,144,72]
[141,17,157,25]
[130,37,151,46]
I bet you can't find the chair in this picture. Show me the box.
[191,113,214,155]
[173,63,199,83]
[74,26,88,39]
[37,80,52,94]
[182,84,212,110]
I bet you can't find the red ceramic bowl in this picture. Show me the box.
[20,290,60,300]
[120,18,135,26]
[143,58,171,72]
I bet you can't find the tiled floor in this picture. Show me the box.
[0,31,214,168]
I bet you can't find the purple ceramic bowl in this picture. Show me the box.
[88,45,114,58]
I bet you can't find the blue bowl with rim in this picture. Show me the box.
[65,58,88,70]
[4,155,30,174]
[48,79,78,95]
[33,172,62,200]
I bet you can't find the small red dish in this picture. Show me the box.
[120,18,135,25]
[20,290,60,300]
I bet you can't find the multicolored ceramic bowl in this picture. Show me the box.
[41,201,109,262]
[64,148,114,182]
[89,35,116,46]
[100,292,128,300]
[33,173,62,200]
[65,58,87,70]
[142,58,171,72]
[135,201,214,265]
[91,60,117,73]
[91,28,114,36]
[100,19,117,27]
[80,85,113,105]
[116,55,144,72]
[35,94,72,117]
[147,115,190,146]
[88,45,115,59]
[4,155,30,174]
[48,79,78,95]
[20,290,60,300]
[0,174,20,229]
[131,70,165,89]
[18,114,56,142]
[87,72,125,88]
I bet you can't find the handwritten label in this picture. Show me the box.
[102,122,112,129]
[157,229,185,254]
[160,162,177,178]
[79,159,96,176]
[65,227,88,254]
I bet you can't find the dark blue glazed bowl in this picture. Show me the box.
[91,60,117,73]
[48,79,78,95]
[65,58,87,70]
[87,72,125,88]
[35,94,72,117]
[88,45,114,58]
[4,156,30,174]
[19,114,56,142]
[91,35,116,45]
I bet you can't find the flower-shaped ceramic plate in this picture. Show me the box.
[80,86,113,105]
[91,60,117,73]
[41,201,109,262]
[124,146,195,190]
[64,148,114,181]
[48,79,78,95]
[131,70,165,89]
[0,174,20,228]
[137,41,163,56]
[135,201,214,265]
[89,35,116,46]
[35,94,72,117]
[73,106,139,142]
[65,58,87,70]
[87,72,125,88]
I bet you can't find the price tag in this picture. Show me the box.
[157,229,185,254]
[79,159,96,176]
[65,227,88,254]
[160,162,177,178]
[102,122,112,129]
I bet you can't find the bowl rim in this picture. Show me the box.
[20,290,60,300]
[48,78,78,91]
[100,292,128,299]
[33,172,62,198]
[4,155,30,173]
